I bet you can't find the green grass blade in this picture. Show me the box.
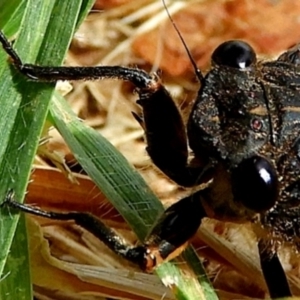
[50,92,218,300]
[0,0,95,298]
[1,215,31,299]
[0,0,25,34]
[50,93,163,240]
[183,247,219,300]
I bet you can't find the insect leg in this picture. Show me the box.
[2,192,147,268]
[258,239,292,298]
[0,30,213,187]
[2,190,206,271]
[136,83,213,187]
[0,31,153,86]
[143,190,206,270]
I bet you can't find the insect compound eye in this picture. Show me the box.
[231,156,278,212]
[212,40,256,69]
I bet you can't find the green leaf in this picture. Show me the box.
[1,215,31,299]
[0,0,25,34]
[50,92,218,300]
[0,0,95,298]
[50,92,163,240]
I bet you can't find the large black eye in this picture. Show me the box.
[231,156,278,212]
[212,40,256,69]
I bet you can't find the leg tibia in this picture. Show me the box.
[138,84,205,187]
[258,239,291,298]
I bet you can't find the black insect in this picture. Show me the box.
[1,10,300,300]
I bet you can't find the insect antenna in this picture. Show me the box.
[161,0,204,83]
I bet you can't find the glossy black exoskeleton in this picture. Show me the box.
[1,23,300,299]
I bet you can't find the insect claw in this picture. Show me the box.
[1,189,15,208]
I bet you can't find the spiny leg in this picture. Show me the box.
[2,190,206,271]
[258,239,292,298]
[2,191,147,268]
[0,30,212,187]
[0,30,153,86]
